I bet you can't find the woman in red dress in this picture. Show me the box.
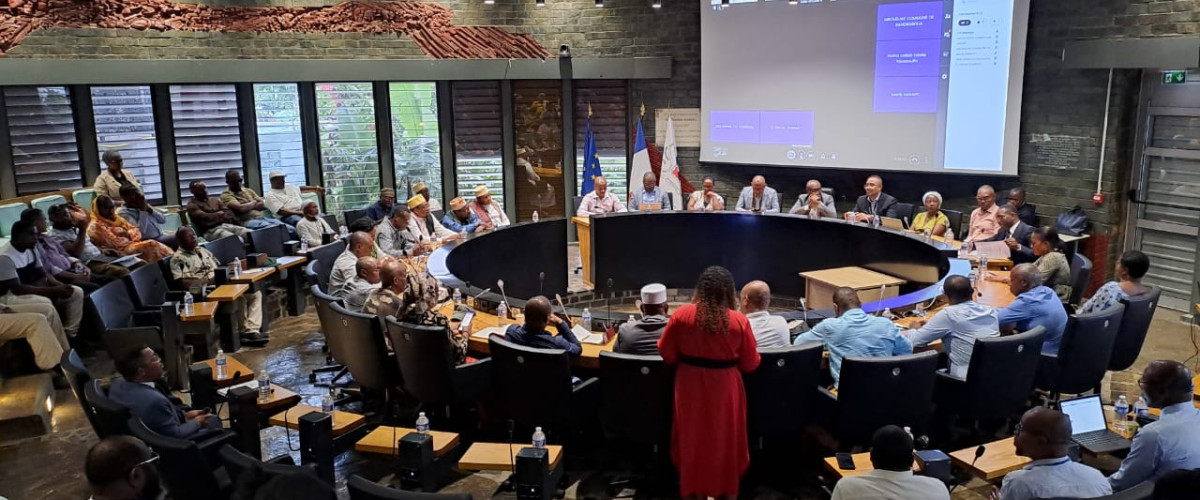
[658,266,761,499]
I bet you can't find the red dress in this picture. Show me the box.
[657,304,761,498]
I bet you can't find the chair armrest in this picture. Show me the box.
[196,429,239,467]
[934,371,966,386]
[265,454,296,466]
[165,291,188,303]
[572,376,600,396]
[452,357,492,402]
[817,385,838,401]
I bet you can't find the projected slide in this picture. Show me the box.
[700,0,1029,175]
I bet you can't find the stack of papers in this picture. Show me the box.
[573,325,607,345]
[973,241,1012,259]
[471,326,506,340]
[216,380,258,397]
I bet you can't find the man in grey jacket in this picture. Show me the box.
[735,175,780,213]
[789,179,837,218]
[615,283,671,356]
[628,172,673,211]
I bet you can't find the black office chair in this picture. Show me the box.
[85,281,165,360]
[942,209,964,237]
[745,344,823,449]
[572,195,585,215]
[204,234,247,266]
[344,209,369,227]
[384,318,491,425]
[321,214,340,232]
[330,302,402,412]
[348,475,474,500]
[1036,304,1125,403]
[1107,286,1161,373]
[124,263,185,312]
[489,336,599,441]
[61,349,101,435]
[309,240,347,293]
[128,417,232,500]
[1068,253,1093,307]
[1042,481,1154,500]
[248,223,290,257]
[217,444,312,487]
[310,285,349,388]
[84,379,133,438]
[597,352,674,496]
[893,203,914,226]
[821,351,939,449]
[935,327,1046,431]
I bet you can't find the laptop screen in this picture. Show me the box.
[1060,395,1108,434]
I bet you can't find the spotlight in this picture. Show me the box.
[537,0,545,6]
[45,394,54,413]
[559,44,571,58]
[595,0,604,7]
[788,0,797,4]
[484,0,494,4]
[653,0,661,7]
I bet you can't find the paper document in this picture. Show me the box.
[572,325,607,345]
[216,380,258,397]
[471,326,506,340]
[973,241,1012,259]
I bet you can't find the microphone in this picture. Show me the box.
[800,297,808,327]
[538,272,545,296]
[554,294,570,320]
[605,278,614,331]
[875,284,887,316]
[948,445,986,495]
[497,279,511,316]
[903,216,910,230]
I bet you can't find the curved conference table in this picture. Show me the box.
[428,212,1014,368]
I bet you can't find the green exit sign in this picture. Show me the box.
[1163,70,1187,85]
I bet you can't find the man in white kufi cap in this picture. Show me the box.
[614,283,671,356]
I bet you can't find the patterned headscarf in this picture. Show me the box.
[402,268,442,318]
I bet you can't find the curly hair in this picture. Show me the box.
[693,266,737,335]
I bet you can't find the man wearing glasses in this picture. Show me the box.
[107,346,220,439]
[965,185,1001,243]
[85,435,163,500]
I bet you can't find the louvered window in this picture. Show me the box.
[316,83,380,214]
[452,81,505,208]
[253,83,306,185]
[170,84,244,199]
[390,82,442,204]
[574,80,628,201]
[4,86,82,195]
[91,85,164,203]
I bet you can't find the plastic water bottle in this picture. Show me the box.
[257,371,270,403]
[980,255,989,273]
[459,229,467,240]
[924,228,932,243]
[496,302,509,327]
[1134,395,1149,417]
[532,426,546,449]
[231,258,242,279]
[453,288,463,306]
[215,349,227,380]
[532,211,539,223]
[1114,395,1129,431]
[959,240,969,258]
[582,308,592,330]
[946,228,955,244]
[299,236,309,254]
[182,291,194,316]
[339,225,349,239]
[872,215,881,229]
[415,412,430,434]
[321,391,335,413]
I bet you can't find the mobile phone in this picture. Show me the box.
[835,452,856,470]
[459,311,475,333]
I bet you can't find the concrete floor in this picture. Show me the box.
[2,259,1197,499]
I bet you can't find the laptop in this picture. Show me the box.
[880,216,906,230]
[1059,395,1132,454]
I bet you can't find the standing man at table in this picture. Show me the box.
[505,295,582,357]
[831,425,949,500]
[985,205,1035,264]
[998,407,1112,500]
[264,171,305,227]
[902,275,998,379]
[1108,360,1200,492]
[996,264,1067,355]
[628,172,672,211]
[615,283,671,356]
[171,227,266,345]
[792,287,912,387]
[577,176,627,216]
[1008,187,1038,227]
[365,188,396,221]
[966,185,1001,243]
[687,176,725,212]
[736,175,780,213]
[849,175,899,223]
[790,179,836,218]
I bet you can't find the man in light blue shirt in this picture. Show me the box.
[996,263,1067,354]
[628,171,672,211]
[793,286,912,386]
[1000,407,1112,500]
[904,275,998,379]
[1109,361,1200,492]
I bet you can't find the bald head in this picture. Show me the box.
[1014,407,1073,459]
[832,286,861,314]
[349,231,372,257]
[86,435,160,500]
[1010,263,1043,294]
[523,296,552,331]
[355,256,380,284]
[977,184,997,210]
[806,180,822,193]
[740,280,772,313]
[379,259,407,292]
[943,275,973,304]
[1141,360,1194,408]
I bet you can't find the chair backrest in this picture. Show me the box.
[893,203,914,226]
[343,209,369,226]
[87,281,138,330]
[72,189,96,208]
[348,475,473,500]
[942,209,964,237]
[218,444,313,486]
[572,196,584,215]
[161,212,183,233]
[61,349,101,434]
[204,234,245,265]
[127,417,222,500]
[248,223,289,257]
[311,285,347,363]
[385,319,459,405]
[488,336,573,436]
[84,379,132,438]
[1043,480,1154,500]
[744,343,823,438]
[0,202,26,237]
[431,209,444,221]
[835,350,939,447]
[310,240,347,292]
[1069,253,1093,306]
[598,351,674,447]
[959,326,1047,421]
[31,194,66,214]
[321,214,339,232]
[1053,304,1125,395]
[124,262,171,310]
[329,302,397,392]
[1109,286,1162,371]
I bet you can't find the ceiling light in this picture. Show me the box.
[788,0,797,4]
[595,0,604,7]
[537,0,546,6]
[653,0,661,7]
[484,0,495,4]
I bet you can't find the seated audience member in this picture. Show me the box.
[984,204,1035,263]
[348,217,387,258]
[1008,187,1038,227]
[850,175,899,223]
[364,187,396,221]
[1109,361,1200,491]
[88,195,173,263]
[329,232,374,297]
[792,287,912,387]
[85,436,164,500]
[406,195,459,243]
[910,191,950,237]
[171,227,267,345]
[505,295,581,357]
[22,208,111,292]
[186,181,252,243]
[0,221,84,338]
[362,258,408,319]
[221,170,289,232]
[999,407,1112,500]
[831,425,950,500]
[736,175,780,213]
[615,283,671,356]
[577,176,628,216]
[411,181,442,213]
[107,346,220,439]
[295,201,335,245]
[739,280,789,350]
[117,185,174,249]
[903,275,999,378]
[376,206,422,258]
[342,256,381,312]
[996,263,1068,354]
[789,179,836,218]
[629,171,672,211]
[687,175,725,211]
[1078,250,1150,314]
[401,267,467,363]
[47,204,129,279]
[441,197,481,234]
[93,150,141,206]
[469,184,509,229]
[965,185,1001,243]
[0,308,67,375]
[264,171,305,226]
[987,227,1072,301]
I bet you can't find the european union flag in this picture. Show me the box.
[580,117,602,195]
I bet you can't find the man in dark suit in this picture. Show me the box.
[107,346,220,439]
[850,175,899,223]
[615,283,670,355]
[986,204,1035,263]
[504,296,582,357]
[1008,187,1038,227]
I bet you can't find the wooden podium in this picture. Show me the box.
[799,266,906,310]
[571,216,593,288]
